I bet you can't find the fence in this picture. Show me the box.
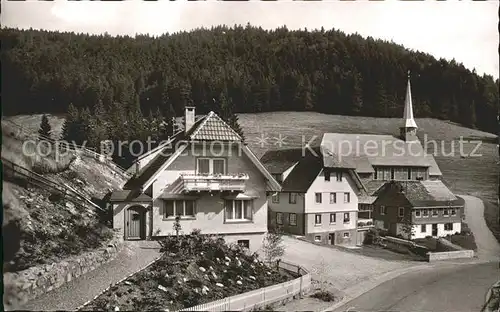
[2,158,105,212]
[179,260,311,312]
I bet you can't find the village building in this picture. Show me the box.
[320,73,464,239]
[108,107,281,252]
[261,147,368,246]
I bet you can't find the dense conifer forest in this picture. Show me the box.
[1,25,498,153]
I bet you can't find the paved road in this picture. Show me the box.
[333,261,500,312]
[460,195,500,261]
[17,240,161,311]
[278,236,417,292]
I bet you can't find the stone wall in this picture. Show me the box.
[427,250,474,262]
[3,229,124,310]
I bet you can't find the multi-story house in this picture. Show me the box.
[371,180,463,239]
[261,147,368,246]
[320,74,464,239]
[108,107,281,252]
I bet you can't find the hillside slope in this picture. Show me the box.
[2,120,127,272]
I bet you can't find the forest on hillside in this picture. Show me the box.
[1,25,498,142]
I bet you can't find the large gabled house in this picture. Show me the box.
[108,107,281,252]
[262,147,369,246]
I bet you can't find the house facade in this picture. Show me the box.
[109,107,281,252]
[372,180,463,239]
[262,148,366,246]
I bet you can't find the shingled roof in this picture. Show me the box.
[321,133,442,176]
[376,180,461,207]
[190,112,242,142]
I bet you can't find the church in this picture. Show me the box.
[320,73,464,239]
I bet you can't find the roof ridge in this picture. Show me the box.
[209,112,243,141]
[189,111,213,139]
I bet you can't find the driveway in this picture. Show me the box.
[17,240,161,311]
[460,195,500,261]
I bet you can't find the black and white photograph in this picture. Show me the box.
[1,1,499,311]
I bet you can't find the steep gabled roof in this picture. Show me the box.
[321,133,442,176]
[190,112,242,142]
[280,150,323,192]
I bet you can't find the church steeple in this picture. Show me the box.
[400,71,418,142]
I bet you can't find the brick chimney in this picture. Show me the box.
[185,106,195,133]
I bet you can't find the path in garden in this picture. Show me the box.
[19,240,161,311]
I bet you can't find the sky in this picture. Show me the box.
[2,0,498,79]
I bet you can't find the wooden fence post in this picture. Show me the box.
[299,275,303,298]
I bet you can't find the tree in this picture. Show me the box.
[173,215,182,238]
[351,71,364,115]
[262,225,285,264]
[38,114,52,140]
[61,103,86,145]
[400,217,415,240]
[1,27,499,135]
[216,91,245,141]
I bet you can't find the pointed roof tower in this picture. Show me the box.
[400,71,418,142]
[403,71,418,129]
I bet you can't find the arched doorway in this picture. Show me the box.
[126,206,146,240]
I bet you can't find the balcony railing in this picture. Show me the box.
[180,173,249,192]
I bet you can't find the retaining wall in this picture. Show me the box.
[427,250,475,262]
[380,236,429,257]
[3,229,124,310]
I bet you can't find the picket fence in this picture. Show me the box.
[180,260,311,312]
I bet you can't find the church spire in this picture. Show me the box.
[400,71,418,141]
[403,71,418,129]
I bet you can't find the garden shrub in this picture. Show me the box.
[311,290,335,302]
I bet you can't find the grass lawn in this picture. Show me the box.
[413,237,455,252]
[80,232,297,311]
[448,233,478,251]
